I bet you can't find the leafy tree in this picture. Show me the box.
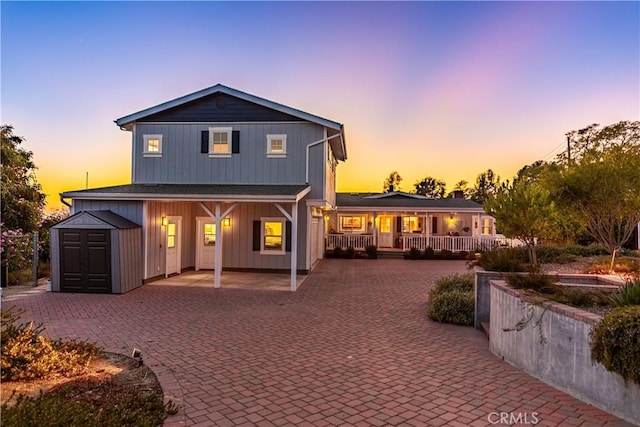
[549,139,640,270]
[558,121,640,164]
[484,180,558,266]
[382,171,403,192]
[469,169,501,204]
[1,125,45,232]
[413,176,446,198]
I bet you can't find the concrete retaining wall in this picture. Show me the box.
[489,280,640,425]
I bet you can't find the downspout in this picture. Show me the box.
[306,133,343,183]
[59,195,72,209]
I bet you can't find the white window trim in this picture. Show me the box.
[266,134,287,158]
[208,127,232,158]
[143,134,163,157]
[260,217,286,255]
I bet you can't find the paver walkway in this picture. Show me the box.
[4,260,633,426]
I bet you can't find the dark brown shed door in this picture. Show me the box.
[60,229,112,293]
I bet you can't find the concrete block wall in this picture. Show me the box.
[489,280,640,425]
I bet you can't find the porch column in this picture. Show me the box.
[372,212,378,246]
[275,202,298,292]
[425,214,430,237]
[214,203,222,288]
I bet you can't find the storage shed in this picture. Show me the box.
[51,210,143,294]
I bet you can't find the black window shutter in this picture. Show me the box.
[432,217,438,234]
[253,221,262,251]
[232,130,240,153]
[396,216,402,233]
[201,131,209,153]
[252,221,261,251]
[285,221,292,252]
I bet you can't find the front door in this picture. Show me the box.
[378,215,393,248]
[196,217,216,270]
[165,216,181,277]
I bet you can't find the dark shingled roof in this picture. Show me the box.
[62,183,310,200]
[336,193,484,209]
[54,210,140,229]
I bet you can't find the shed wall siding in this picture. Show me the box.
[119,227,144,292]
[72,200,143,225]
[133,122,325,185]
[110,230,121,294]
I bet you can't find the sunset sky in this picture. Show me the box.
[2,1,639,211]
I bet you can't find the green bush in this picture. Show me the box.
[458,250,470,260]
[1,307,100,381]
[584,256,640,274]
[440,249,453,260]
[590,305,640,384]
[550,286,612,308]
[1,387,168,427]
[332,246,343,258]
[507,272,557,293]
[433,273,474,293]
[428,290,475,326]
[473,248,527,272]
[565,244,609,257]
[609,279,640,307]
[365,245,377,259]
[344,247,356,259]
[422,247,435,259]
[408,247,421,259]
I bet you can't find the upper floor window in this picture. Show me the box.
[143,134,162,157]
[209,127,232,157]
[267,134,287,158]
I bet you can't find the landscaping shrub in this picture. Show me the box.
[458,250,469,260]
[507,272,557,293]
[408,247,421,260]
[365,245,377,259]
[535,245,577,264]
[432,273,474,293]
[344,246,356,259]
[1,387,168,427]
[550,286,612,308]
[332,246,343,258]
[473,248,527,272]
[428,290,475,326]
[440,249,453,260]
[590,305,640,384]
[584,256,640,275]
[1,307,100,381]
[427,273,475,326]
[422,247,435,259]
[565,244,609,257]
[609,278,640,307]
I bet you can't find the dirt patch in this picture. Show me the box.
[0,351,162,408]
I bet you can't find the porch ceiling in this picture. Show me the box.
[62,183,311,203]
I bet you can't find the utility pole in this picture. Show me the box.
[86,172,89,189]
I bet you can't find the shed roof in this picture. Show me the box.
[53,210,140,229]
[62,183,311,203]
[336,192,485,211]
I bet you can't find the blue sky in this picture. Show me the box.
[2,1,638,210]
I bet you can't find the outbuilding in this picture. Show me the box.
[51,210,143,294]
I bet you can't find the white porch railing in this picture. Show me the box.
[402,235,526,252]
[326,234,374,250]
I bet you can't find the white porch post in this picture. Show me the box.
[425,213,430,237]
[275,202,298,292]
[372,212,378,246]
[290,202,298,292]
[199,201,238,289]
[214,203,222,288]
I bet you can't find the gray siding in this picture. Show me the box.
[117,227,143,293]
[133,122,325,185]
[50,230,60,292]
[144,201,196,279]
[307,142,325,200]
[72,200,143,225]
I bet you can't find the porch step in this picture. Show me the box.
[481,322,490,339]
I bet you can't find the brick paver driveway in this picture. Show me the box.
[6,260,632,426]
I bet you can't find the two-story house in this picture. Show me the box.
[51,84,345,293]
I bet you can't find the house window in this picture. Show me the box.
[402,216,422,233]
[143,134,162,157]
[339,215,366,233]
[482,218,492,235]
[167,223,176,248]
[261,218,285,254]
[203,223,216,246]
[267,134,287,158]
[209,127,232,157]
